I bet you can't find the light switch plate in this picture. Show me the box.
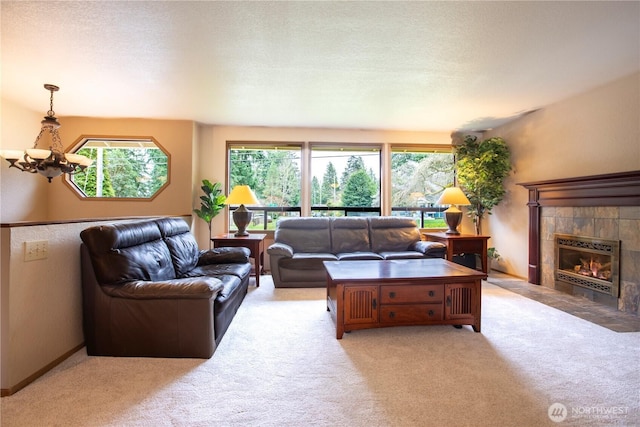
[24,240,48,261]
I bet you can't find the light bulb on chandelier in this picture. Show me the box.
[0,84,93,182]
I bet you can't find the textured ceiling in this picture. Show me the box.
[2,1,639,132]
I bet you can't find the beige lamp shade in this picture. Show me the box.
[436,187,471,206]
[226,185,259,206]
[226,185,260,236]
[437,187,470,235]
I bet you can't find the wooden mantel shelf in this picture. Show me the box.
[517,170,640,284]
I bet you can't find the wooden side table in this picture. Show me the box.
[211,233,266,286]
[422,232,490,274]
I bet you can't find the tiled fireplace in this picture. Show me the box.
[519,171,640,316]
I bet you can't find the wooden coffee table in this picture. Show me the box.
[324,259,487,339]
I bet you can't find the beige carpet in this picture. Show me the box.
[2,276,638,426]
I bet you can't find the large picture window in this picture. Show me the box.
[228,143,302,231]
[390,146,454,228]
[310,145,381,217]
[227,142,452,232]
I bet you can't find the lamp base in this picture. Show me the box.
[232,205,253,236]
[444,207,463,235]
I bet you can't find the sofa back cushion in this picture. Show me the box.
[80,220,176,285]
[155,217,200,277]
[274,217,331,253]
[369,217,421,252]
[331,217,371,253]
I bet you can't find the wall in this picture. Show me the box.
[0,98,49,222]
[48,117,196,221]
[0,219,134,395]
[484,72,640,279]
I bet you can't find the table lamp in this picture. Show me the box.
[226,185,260,236]
[436,187,471,235]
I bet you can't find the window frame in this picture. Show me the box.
[64,135,170,201]
[389,143,455,229]
[225,141,454,232]
[226,141,303,232]
[309,142,382,217]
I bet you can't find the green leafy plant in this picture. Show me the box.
[455,135,512,235]
[487,247,501,260]
[194,180,227,246]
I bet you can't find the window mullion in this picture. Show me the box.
[301,141,311,217]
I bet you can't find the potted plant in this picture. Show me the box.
[487,247,501,270]
[194,180,227,248]
[455,135,512,235]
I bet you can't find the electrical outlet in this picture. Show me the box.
[24,240,48,261]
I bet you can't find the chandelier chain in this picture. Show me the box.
[48,87,55,117]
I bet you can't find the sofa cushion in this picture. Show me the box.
[274,217,332,253]
[198,247,251,265]
[80,220,176,285]
[213,274,247,340]
[156,217,200,277]
[284,252,338,269]
[188,262,252,279]
[331,217,372,253]
[101,277,223,299]
[380,251,426,260]
[337,251,384,261]
[369,217,421,252]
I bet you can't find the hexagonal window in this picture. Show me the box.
[65,136,170,199]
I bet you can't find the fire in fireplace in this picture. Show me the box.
[554,234,620,297]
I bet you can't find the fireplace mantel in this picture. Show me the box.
[517,170,640,284]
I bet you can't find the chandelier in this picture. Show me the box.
[0,84,92,182]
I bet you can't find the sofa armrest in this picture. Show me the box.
[197,247,250,266]
[412,241,447,256]
[267,242,294,258]
[101,277,223,299]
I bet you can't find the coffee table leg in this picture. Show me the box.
[336,284,344,339]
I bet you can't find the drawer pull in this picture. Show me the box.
[428,310,435,317]
[389,291,396,299]
[372,298,377,309]
[389,311,395,318]
[428,290,435,297]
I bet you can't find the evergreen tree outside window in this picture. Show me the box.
[310,146,381,217]
[390,146,454,228]
[228,144,302,231]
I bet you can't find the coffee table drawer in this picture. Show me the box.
[380,304,443,323]
[380,285,443,303]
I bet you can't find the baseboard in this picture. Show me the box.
[1,343,85,397]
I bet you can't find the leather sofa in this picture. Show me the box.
[80,217,251,358]
[267,216,446,288]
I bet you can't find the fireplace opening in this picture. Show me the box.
[554,234,620,297]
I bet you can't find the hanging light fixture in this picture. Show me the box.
[0,84,92,182]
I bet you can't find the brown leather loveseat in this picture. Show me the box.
[80,217,251,358]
